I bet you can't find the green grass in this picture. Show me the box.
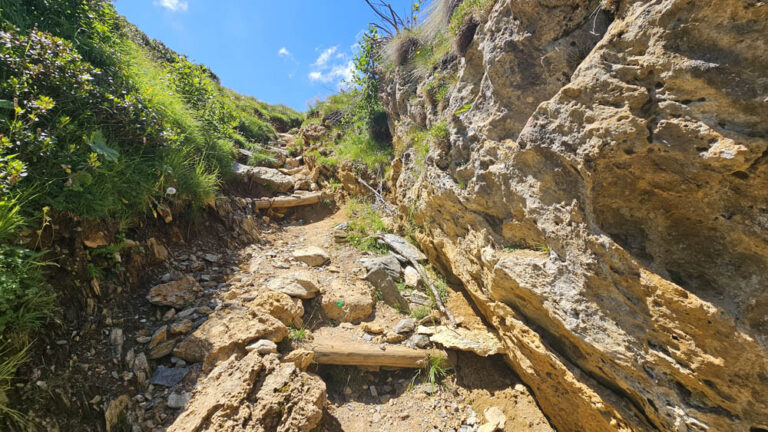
[304,91,393,171]
[289,327,308,342]
[0,1,301,422]
[410,306,431,320]
[411,32,453,76]
[410,354,452,393]
[344,198,390,253]
[448,0,495,35]
[334,125,393,169]
[0,344,30,428]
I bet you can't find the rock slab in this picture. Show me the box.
[147,276,201,308]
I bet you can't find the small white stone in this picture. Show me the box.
[246,339,278,354]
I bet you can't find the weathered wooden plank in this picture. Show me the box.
[252,192,324,209]
[310,341,447,369]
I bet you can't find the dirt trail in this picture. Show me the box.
[22,132,554,431]
[154,199,553,432]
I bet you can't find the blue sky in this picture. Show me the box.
[114,0,415,111]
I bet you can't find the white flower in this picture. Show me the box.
[165,187,177,195]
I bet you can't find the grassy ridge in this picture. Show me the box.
[0,0,300,419]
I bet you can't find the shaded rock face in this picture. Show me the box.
[383,1,768,432]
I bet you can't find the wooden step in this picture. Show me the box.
[309,339,447,369]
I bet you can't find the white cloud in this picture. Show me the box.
[308,71,324,81]
[278,47,291,57]
[154,0,188,12]
[313,46,338,68]
[308,61,355,89]
[308,45,358,89]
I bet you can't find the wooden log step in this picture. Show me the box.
[310,340,447,369]
[252,191,324,209]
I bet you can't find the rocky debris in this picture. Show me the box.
[148,325,167,349]
[83,231,108,249]
[291,246,330,267]
[132,353,150,387]
[202,253,220,263]
[365,266,410,311]
[170,319,194,335]
[149,339,176,360]
[384,332,406,344]
[147,275,201,308]
[246,291,304,327]
[283,349,314,371]
[360,254,403,280]
[361,322,385,334]
[409,334,430,349]
[246,339,278,354]
[393,318,416,334]
[429,327,505,357]
[149,366,189,388]
[377,234,427,263]
[104,395,132,432]
[167,392,192,409]
[109,328,124,357]
[332,222,348,242]
[300,122,326,143]
[147,237,169,261]
[478,407,507,432]
[173,306,288,370]
[321,279,374,323]
[168,352,325,432]
[232,162,294,193]
[404,290,431,306]
[404,266,420,288]
[265,274,319,299]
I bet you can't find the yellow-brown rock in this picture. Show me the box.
[382,1,768,431]
[168,352,325,432]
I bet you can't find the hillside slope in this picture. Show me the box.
[0,0,301,421]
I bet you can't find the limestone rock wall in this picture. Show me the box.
[382,1,768,431]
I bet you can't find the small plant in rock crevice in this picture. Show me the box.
[289,326,308,342]
[409,354,452,392]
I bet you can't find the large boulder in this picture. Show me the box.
[291,247,330,267]
[173,306,287,370]
[360,254,403,281]
[246,290,305,328]
[265,274,319,300]
[320,279,373,323]
[233,163,294,193]
[168,352,325,432]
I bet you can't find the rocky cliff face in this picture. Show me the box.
[382,1,768,431]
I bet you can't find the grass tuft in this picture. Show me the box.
[344,198,390,253]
